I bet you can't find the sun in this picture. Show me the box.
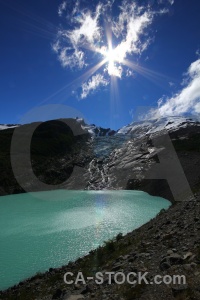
[104,46,123,64]
[105,48,116,63]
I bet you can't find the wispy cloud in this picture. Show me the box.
[81,74,109,99]
[145,58,200,118]
[53,0,172,98]
[196,49,200,57]
[168,0,175,5]
[126,69,134,77]
[111,2,153,58]
[158,0,174,5]
[53,3,103,70]
[58,1,67,17]
[169,81,175,87]
[68,4,102,47]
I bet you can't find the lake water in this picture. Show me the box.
[0,190,170,290]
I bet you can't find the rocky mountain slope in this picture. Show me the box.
[85,116,200,202]
[0,116,200,201]
[1,116,200,299]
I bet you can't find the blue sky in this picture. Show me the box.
[1,0,200,130]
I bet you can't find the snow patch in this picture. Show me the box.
[117,116,200,137]
[0,124,19,130]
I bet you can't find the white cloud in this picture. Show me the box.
[106,63,123,78]
[58,1,67,17]
[58,46,85,69]
[196,49,200,57]
[146,58,200,119]
[68,5,102,46]
[53,1,167,71]
[157,0,174,5]
[126,69,134,77]
[53,0,171,97]
[81,74,109,99]
[112,2,153,59]
[53,3,103,69]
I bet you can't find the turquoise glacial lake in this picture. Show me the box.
[0,190,170,290]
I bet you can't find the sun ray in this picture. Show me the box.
[19,21,57,40]
[123,59,177,89]
[102,25,123,127]
[1,0,59,40]
[105,21,113,53]
[110,74,121,128]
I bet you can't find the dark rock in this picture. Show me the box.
[52,288,63,299]
[128,257,136,263]
[169,254,184,265]
[111,264,122,271]
[172,285,189,297]
[167,250,174,255]
[160,262,171,271]
[80,285,91,294]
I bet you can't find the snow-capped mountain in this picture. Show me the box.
[2,116,199,136]
[83,115,200,194]
[77,116,200,138]
[75,118,116,136]
[82,124,116,136]
[0,115,200,202]
[79,116,200,159]
[117,116,200,137]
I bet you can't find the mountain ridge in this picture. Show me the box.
[0,115,200,201]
